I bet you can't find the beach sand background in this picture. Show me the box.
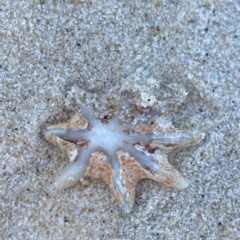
[0,1,239,239]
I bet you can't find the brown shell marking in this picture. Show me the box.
[44,132,78,162]
[49,112,88,130]
[44,112,88,162]
[150,141,179,153]
[86,152,124,206]
[118,150,150,208]
[135,120,182,134]
[85,149,187,209]
[117,149,188,207]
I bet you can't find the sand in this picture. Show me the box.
[0,0,239,239]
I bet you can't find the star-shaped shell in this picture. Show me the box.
[42,104,204,213]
